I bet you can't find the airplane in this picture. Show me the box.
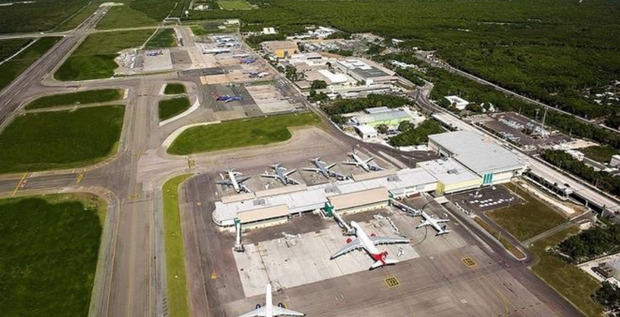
[248,71,269,78]
[261,163,299,185]
[330,221,410,270]
[216,95,242,103]
[302,157,347,180]
[216,169,250,193]
[342,148,382,172]
[239,284,304,317]
[240,57,257,64]
[417,210,450,235]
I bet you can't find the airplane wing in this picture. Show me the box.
[287,178,300,185]
[237,176,251,183]
[216,180,232,185]
[285,169,296,176]
[260,173,277,179]
[326,163,337,169]
[272,306,305,316]
[302,168,319,172]
[330,239,363,259]
[365,157,374,163]
[341,161,357,166]
[238,306,266,317]
[370,236,410,245]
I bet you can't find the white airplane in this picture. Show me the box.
[261,163,299,185]
[342,148,382,172]
[239,284,304,317]
[417,211,450,235]
[216,169,250,193]
[330,221,410,270]
[302,157,347,180]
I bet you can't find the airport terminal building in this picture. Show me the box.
[212,131,526,227]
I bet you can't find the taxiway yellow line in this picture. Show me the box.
[11,173,28,197]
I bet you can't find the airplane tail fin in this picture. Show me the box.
[370,258,398,270]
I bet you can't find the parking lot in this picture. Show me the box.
[446,185,523,213]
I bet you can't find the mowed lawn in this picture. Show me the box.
[218,0,253,10]
[168,112,320,155]
[55,30,152,81]
[162,174,192,317]
[530,226,604,317]
[164,83,186,95]
[159,96,191,121]
[25,89,123,110]
[0,105,125,173]
[0,37,60,90]
[0,194,105,316]
[145,28,177,49]
[487,183,567,241]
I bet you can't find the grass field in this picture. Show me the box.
[0,0,92,33]
[55,30,152,81]
[473,217,525,259]
[96,4,158,30]
[0,105,125,174]
[487,183,567,241]
[581,145,618,163]
[530,226,604,317]
[164,83,186,95]
[168,112,320,155]
[0,39,32,61]
[218,0,252,10]
[0,193,105,316]
[0,37,60,90]
[145,28,177,49]
[56,1,101,31]
[162,174,192,317]
[159,97,191,121]
[25,89,123,110]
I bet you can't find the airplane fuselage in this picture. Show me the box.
[351,222,386,263]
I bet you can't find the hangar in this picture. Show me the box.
[428,130,526,185]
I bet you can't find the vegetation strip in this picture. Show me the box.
[487,183,567,241]
[0,105,125,174]
[168,112,320,155]
[159,97,191,121]
[26,89,123,110]
[164,83,187,95]
[162,174,192,317]
[530,227,604,316]
[0,37,60,90]
[0,193,105,316]
[473,217,525,260]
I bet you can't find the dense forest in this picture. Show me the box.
[389,120,443,147]
[558,223,620,262]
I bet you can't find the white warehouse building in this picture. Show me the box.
[428,131,526,185]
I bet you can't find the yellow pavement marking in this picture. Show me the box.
[11,173,28,197]
[384,275,400,288]
[187,158,195,169]
[461,256,477,268]
[75,171,85,184]
[211,272,217,280]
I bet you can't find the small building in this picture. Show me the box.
[610,154,620,167]
[428,131,526,185]
[262,27,277,35]
[261,41,299,59]
[444,95,470,110]
[224,19,240,25]
[335,59,397,86]
[417,158,482,195]
[355,125,378,140]
[350,107,411,127]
